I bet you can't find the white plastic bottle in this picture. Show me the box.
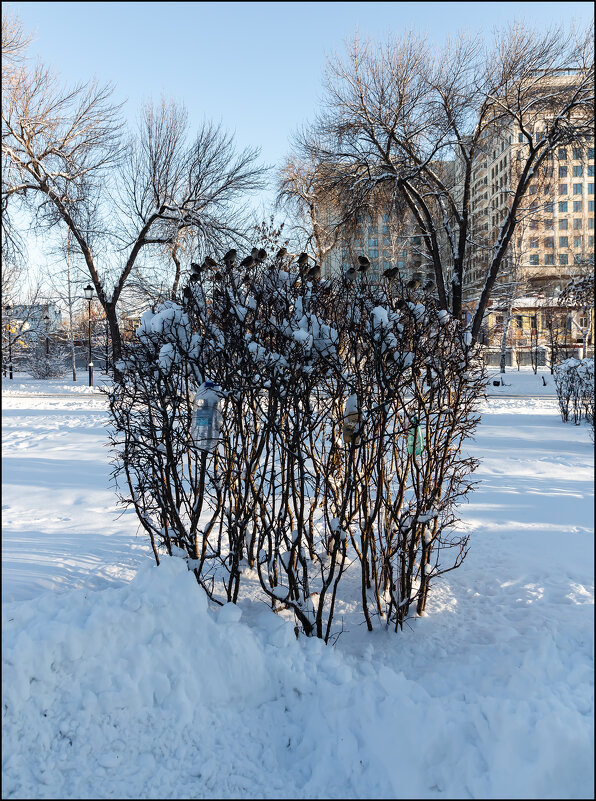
[191,381,221,452]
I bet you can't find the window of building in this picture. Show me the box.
[559,219,568,230]
[572,165,583,177]
[544,218,554,229]
[589,218,594,229]
[515,315,523,329]
[558,148,567,160]
[573,218,582,229]
[588,183,594,195]
[558,166,568,178]
[544,237,554,248]
[529,255,539,265]
[589,201,594,212]
[574,254,584,264]
[559,254,568,265]
[382,225,389,234]
[544,254,554,265]
[573,236,583,248]
[545,202,554,213]
[543,167,553,178]
[588,147,595,159]
[589,236,595,246]
[559,236,568,247]
[589,165,595,177]
[573,148,582,160]
[529,184,537,194]
[369,249,378,259]
[559,201,568,212]
[530,237,539,247]
[573,201,583,212]
[529,220,538,229]
[369,237,378,247]
[573,184,583,195]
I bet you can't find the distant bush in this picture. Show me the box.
[25,344,69,379]
[554,357,594,431]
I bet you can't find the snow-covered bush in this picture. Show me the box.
[108,253,487,639]
[25,343,69,379]
[554,357,594,430]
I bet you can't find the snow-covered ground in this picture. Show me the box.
[2,369,594,799]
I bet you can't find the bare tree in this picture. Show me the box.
[2,16,267,376]
[1,8,33,267]
[559,269,595,357]
[299,23,594,341]
[277,153,347,268]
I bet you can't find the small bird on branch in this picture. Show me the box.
[345,266,357,283]
[275,247,288,260]
[357,255,371,272]
[251,247,260,260]
[406,278,420,291]
[223,249,237,265]
[297,252,309,268]
[423,279,435,292]
[239,254,255,268]
[306,263,321,280]
[383,266,399,279]
[256,248,267,263]
[190,262,203,274]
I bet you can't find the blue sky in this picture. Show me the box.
[9,1,595,214]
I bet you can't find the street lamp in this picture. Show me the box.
[43,314,50,357]
[4,305,13,380]
[84,284,94,386]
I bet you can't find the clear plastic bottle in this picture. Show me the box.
[191,381,221,452]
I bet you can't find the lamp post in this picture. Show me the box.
[43,314,50,357]
[4,305,13,380]
[84,284,94,386]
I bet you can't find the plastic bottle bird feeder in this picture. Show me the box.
[407,415,423,457]
[342,393,361,445]
[191,381,222,452]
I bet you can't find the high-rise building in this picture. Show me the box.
[454,70,594,362]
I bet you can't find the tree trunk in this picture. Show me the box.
[66,235,77,382]
[104,301,123,381]
[499,306,513,374]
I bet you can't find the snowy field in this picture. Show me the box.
[2,369,594,799]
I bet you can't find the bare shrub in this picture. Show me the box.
[108,251,486,639]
